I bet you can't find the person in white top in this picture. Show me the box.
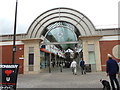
[70,60,77,75]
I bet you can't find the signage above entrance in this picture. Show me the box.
[46,22,75,31]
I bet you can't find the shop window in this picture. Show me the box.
[28,47,34,71]
[28,53,34,71]
[88,44,96,64]
[88,51,95,64]
[29,53,34,65]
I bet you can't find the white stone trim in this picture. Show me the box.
[0,41,24,46]
[100,36,119,41]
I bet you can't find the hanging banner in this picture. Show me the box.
[0,64,19,90]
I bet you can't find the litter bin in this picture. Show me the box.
[85,64,91,72]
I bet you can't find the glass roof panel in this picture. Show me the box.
[44,21,79,50]
[46,22,77,42]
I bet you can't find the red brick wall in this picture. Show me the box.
[0,45,24,74]
[99,40,120,71]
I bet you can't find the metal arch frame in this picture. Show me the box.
[43,24,78,42]
[41,41,80,45]
[27,7,96,38]
[34,16,87,38]
[29,12,85,38]
[59,7,96,31]
[29,12,92,38]
[27,7,95,34]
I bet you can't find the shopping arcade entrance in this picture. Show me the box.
[39,21,82,73]
[22,7,102,74]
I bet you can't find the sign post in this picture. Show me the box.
[0,0,19,89]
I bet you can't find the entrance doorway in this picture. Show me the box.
[39,21,82,72]
[40,43,83,72]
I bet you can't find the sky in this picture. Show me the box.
[0,0,119,35]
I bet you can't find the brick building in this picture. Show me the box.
[0,8,120,74]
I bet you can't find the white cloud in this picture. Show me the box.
[0,0,119,35]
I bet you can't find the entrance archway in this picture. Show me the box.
[22,7,102,74]
[27,7,96,38]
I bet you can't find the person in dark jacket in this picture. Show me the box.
[106,54,119,90]
[80,58,86,75]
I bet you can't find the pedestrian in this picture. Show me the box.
[118,61,120,87]
[106,54,119,90]
[60,62,63,72]
[70,60,77,75]
[80,58,86,75]
[52,61,55,68]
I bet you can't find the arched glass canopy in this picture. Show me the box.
[42,21,80,50]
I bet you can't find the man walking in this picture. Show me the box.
[70,60,77,75]
[106,54,119,90]
[80,58,86,75]
[118,62,120,87]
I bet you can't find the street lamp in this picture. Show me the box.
[12,0,18,64]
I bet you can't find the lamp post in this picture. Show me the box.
[49,45,51,73]
[12,0,18,64]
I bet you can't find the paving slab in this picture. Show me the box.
[17,68,110,89]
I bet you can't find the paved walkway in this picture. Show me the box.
[17,67,109,89]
